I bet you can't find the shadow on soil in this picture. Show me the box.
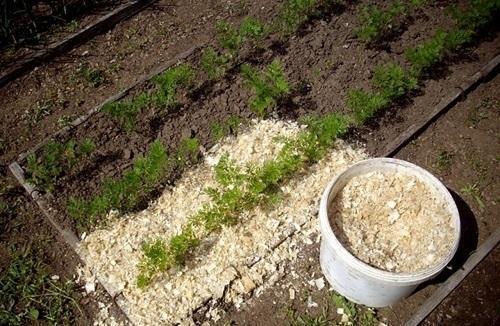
[414,189,478,292]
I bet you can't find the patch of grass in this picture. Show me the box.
[276,0,317,36]
[241,60,290,117]
[24,100,53,126]
[210,116,242,141]
[461,183,485,210]
[102,64,195,131]
[331,292,378,326]
[434,150,454,171]
[0,246,80,325]
[79,65,105,88]
[26,139,95,192]
[201,47,230,80]
[285,306,330,326]
[67,140,169,225]
[136,113,349,287]
[355,1,406,44]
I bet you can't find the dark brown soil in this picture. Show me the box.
[422,246,500,326]
[1,0,499,324]
[0,0,124,70]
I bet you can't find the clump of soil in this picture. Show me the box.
[329,170,456,273]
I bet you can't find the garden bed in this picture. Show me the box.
[7,0,500,324]
[13,0,498,236]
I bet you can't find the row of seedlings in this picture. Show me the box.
[136,0,500,287]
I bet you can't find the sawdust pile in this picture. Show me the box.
[330,171,456,273]
[80,119,367,325]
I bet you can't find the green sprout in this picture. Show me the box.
[241,60,290,117]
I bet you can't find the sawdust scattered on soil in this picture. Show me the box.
[79,119,368,325]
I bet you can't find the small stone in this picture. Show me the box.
[289,288,295,300]
[314,277,325,290]
[337,307,344,315]
[51,275,60,281]
[84,282,95,294]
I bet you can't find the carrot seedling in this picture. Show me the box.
[241,60,290,117]
[26,139,95,192]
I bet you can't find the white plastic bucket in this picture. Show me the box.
[319,158,460,308]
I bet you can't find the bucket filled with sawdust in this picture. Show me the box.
[319,158,460,308]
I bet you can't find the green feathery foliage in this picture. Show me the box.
[276,0,317,35]
[67,140,169,226]
[26,139,94,192]
[102,64,194,131]
[355,1,406,44]
[136,113,349,287]
[201,47,230,80]
[372,63,417,100]
[241,60,290,117]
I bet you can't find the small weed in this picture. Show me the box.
[355,1,406,44]
[276,0,317,36]
[331,292,378,326]
[24,100,53,126]
[461,183,485,210]
[346,89,388,125]
[80,65,105,88]
[286,306,330,326]
[26,139,94,192]
[57,115,74,128]
[0,246,80,325]
[467,99,495,128]
[241,60,290,117]
[201,47,229,80]
[67,20,79,32]
[434,150,454,171]
[177,137,200,164]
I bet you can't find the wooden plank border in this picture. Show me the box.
[404,228,500,326]
[0,0,154,88]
